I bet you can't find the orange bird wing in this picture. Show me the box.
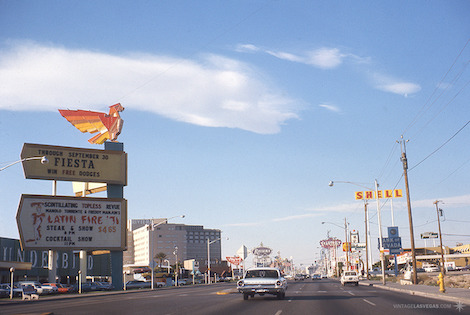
[59,109,113,144]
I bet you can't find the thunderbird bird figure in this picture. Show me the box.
[59,103,124,144]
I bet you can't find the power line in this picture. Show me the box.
[402,38,470,136]
[409,120,470,171]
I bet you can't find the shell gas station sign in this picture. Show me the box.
[355,189,402,200]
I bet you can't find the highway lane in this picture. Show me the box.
[0,280,467,314]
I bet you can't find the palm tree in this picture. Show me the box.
[155,252,167,271]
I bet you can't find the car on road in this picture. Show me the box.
[40,283,59,294]
[294,274,306,281]
[125,280,151,289]
[340,271,359,286]
[311,274,321,280]
[237,267,287,300]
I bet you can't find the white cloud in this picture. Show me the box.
[319,104,341,113]
[305,48,344,69]
[0,41,300,134]
[373,73,421,97]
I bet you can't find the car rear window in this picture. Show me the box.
[245,270,279,278]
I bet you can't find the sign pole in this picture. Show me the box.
[105,141,125,291]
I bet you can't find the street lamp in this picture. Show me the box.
[9,267,15,300]
[173,246,178,286]
[164,259,171,274]
[329,179,386,284]
[322,220,350,273]
[0,156,48,171]
[147,215,185,290]
[207,236,227,284]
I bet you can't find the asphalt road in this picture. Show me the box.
[1,279,468,315]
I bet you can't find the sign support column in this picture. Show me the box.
[106,141,125,291]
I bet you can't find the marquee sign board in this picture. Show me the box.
[320,238,342,249]
[21,143,127,185]
[17,194,127,251]
[226,256,243,265]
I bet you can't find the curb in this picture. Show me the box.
[359,282,470,305]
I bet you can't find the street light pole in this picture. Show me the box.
[364,201,369,279]
[207,237,225,284]
[375,179,386,285]
[148,215,185,290]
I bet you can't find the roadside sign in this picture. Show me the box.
[226,257,243,265]
[16,194,127,251]
[21,143,127,185]
[320,238,342,249]
[379,237,402,250]
[421,232,438,239]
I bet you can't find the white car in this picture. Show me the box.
[340,271,359,286]
[424,265,439,272]
[237,267,287,300]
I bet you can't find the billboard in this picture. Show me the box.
[17,194,127,251]
[21,143,127,185]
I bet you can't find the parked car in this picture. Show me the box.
[72,282,101,292]
[17,281,51,295]
[424,265,439,273]
[42,283,74,293]
[95,282,114,291]
[125,280,151,289]
[40,283,59,294]
[0,284,23,297]
[340,271,359,286]
[0,287,9,298]
[237,267,287,300]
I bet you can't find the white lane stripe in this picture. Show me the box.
[347,291,355,295]
[274,311,282,315]
[363,299,376,306]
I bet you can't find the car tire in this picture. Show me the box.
[243,293,249,300]
[355,282,358,286]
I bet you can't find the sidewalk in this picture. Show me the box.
[359,279,470,305]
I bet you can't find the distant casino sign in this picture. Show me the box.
[252,246,272,257]
[320,238,342,249]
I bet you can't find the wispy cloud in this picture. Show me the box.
[237,44,366,69]
[0,41,300,134]
[236,43,420,97]
[319,104,341,113]
[372,73,421,97]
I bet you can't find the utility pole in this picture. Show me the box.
[398,137,418,285]
[434,201,446,275]
[344,218,349,270]
[364,201,369,279]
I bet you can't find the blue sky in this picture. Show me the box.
[1,1,469,266]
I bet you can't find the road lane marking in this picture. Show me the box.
[363,299,376,306]
[317,290,327,293]
[274,310,282,315]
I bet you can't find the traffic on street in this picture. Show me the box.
[1,279,468,315]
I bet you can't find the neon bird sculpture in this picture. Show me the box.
[58,103,124,144]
